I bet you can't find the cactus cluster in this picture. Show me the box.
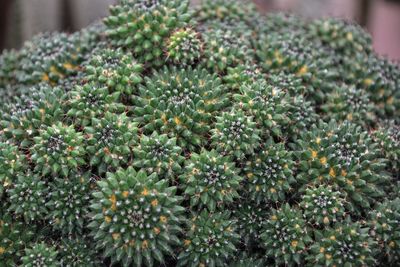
[0,0,399,266]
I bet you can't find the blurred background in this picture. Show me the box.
[1,0,399,60]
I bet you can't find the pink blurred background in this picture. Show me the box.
[1,0,399,61]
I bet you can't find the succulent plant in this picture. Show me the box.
[0,0,399,266]
[0,141,27,198]
[178,210,239,267]
[295,120,389,212]
[67,82,125,126]
[180,149,242,211]
[104,0,191,67]
[31,122,86,177]
[133,66,227,149]
[85,112,138,173]
[374,120,400,173]
[308,221,376,266]
[58,236,102,266]
[243,138,295,203]
[0,213,36,266]
[261,204,311,266]
[233,79,290,137]
[89,167,185,266]
[46,173,92,234]
[132,132,184,181]
[300,185,346,227]
[21,242,59,267]
[7,172,48,222]
[321,84,376,126]
[211,110,260,159]
[368,198,400,265]
[166,28,203,66]
[85,48,143,94]
[1,83,65,146]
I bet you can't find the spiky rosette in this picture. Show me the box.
[85,48,143,94]
[243,138,295,203]
[255,32,320,82]
[229,253,266,267]
[0,214,36,266]
[177,210,239,267]
[89,167,185,267]
[7,172,48,222]
[58,236,102,266]
[223,64,263,92]
[196,0,256,24]
[295,120,389,212]
[133,132,184,180]
[180,149,242,211]
[166,28,203,66]
[374,120,400,173]
[211,110,260,159]
[104,0,191,67]
[308,221,376,266]
[1,84,65,146]
[233,80,290,137]
[86,112,138,173]
[308,18,372,56]
[368,198,400,264]
[285,96,319,141]
[300,185,346,227]
[133,67,227,148]
[0,50,20,87]
[321,84,376,126]
[0,142,27,197]
[267,72,315,97]
[232,201,267,247]
[21,242,59,267]
[31,122,86,177]
[18,32,80,85]
[260,204,311,266]
[200,26,252,73]
[46,173,92,234]
[67,83,125,126]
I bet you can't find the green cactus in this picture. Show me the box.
[133,132,184,180]
[21,242,59,267]
[178,210,239,267]
[104,0,191,67]
[261,204,311,266]
[166,28,203,66]
[180,149,242,211]
[89,167,185,267]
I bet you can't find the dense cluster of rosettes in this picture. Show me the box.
[0,0,399,266]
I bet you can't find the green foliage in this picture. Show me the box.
[243,138,295,203]
[133,132,184,180]
[0,0,399,265]
[8,172,48,222]
[261,204,311,266]
[300,185,346,227]
[295,120,389,212]
[368,198,400,264]
[46,173,92,234]
[133,66,227,148]
[21,242,59,267]
[85,48,143,94]
[85,112,138,172]
[178,210,239,267]
[308,221,376,266]
[104,0,191,67]
[180,149,242,211]
[166,28,203,66]
[89,167,184,267]
[31,122,86,177]
[211,110,260,159]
